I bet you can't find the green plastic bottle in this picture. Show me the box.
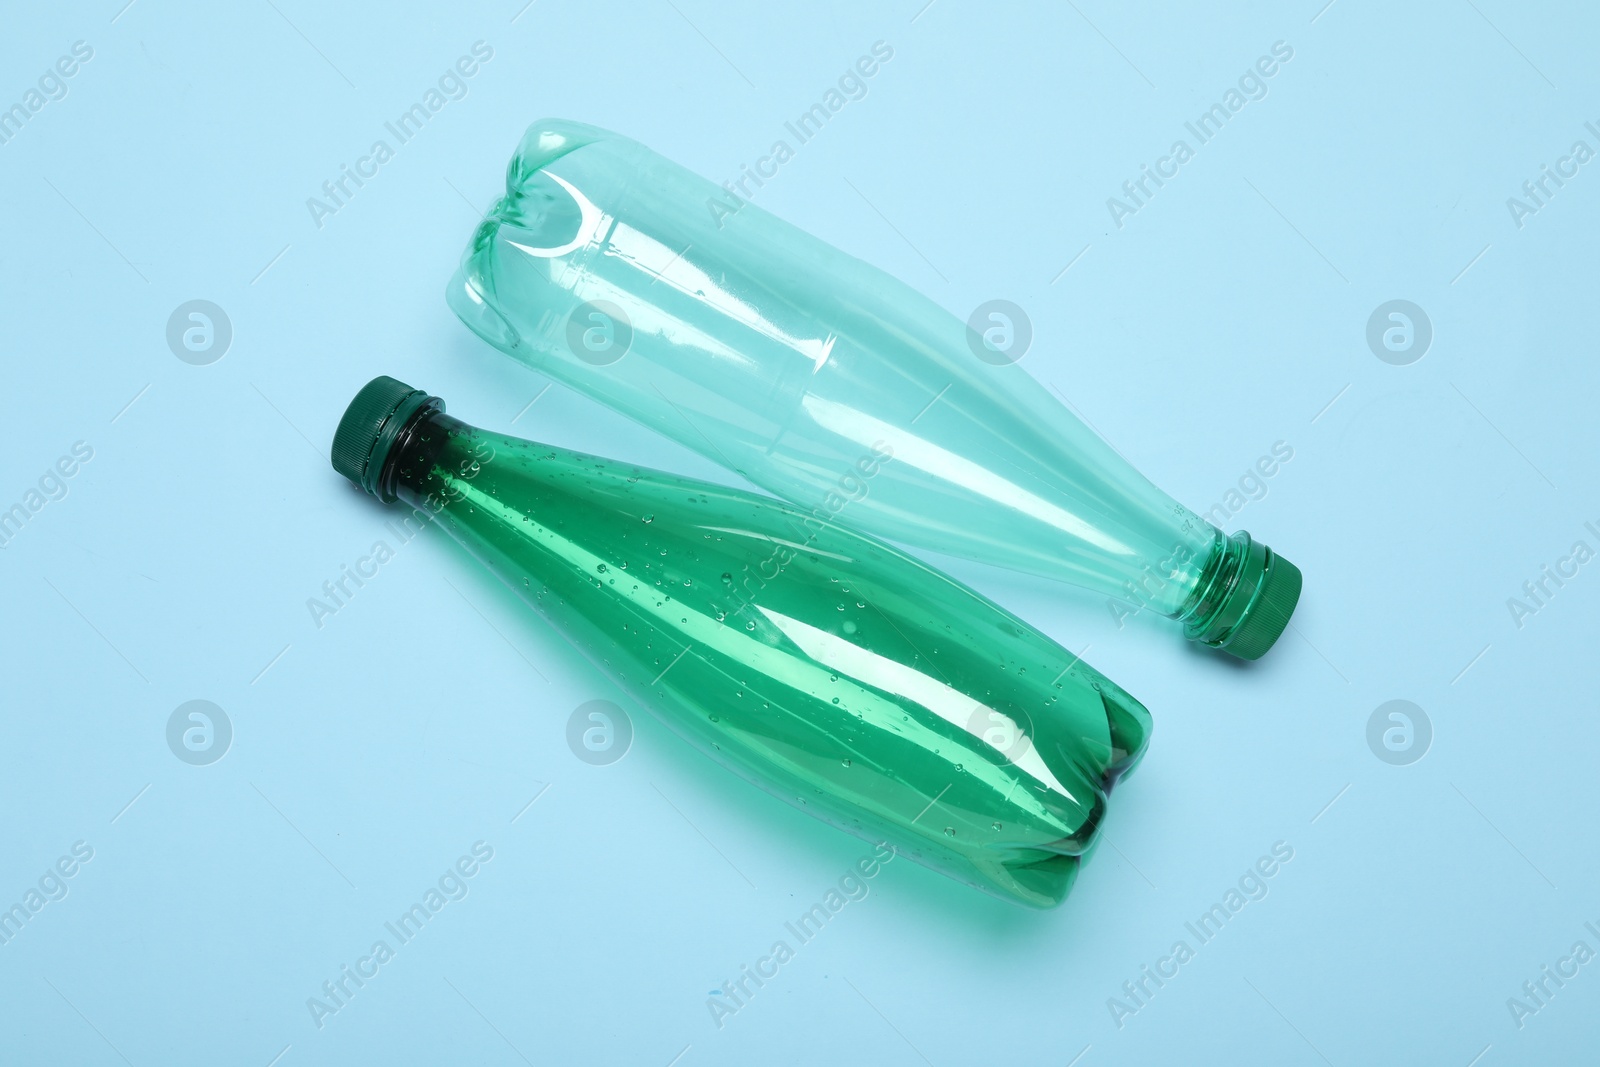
[448,119,1300,659]
[331,376,1150,908]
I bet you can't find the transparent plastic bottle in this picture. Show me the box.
[331,376,1151,908]
[448,120,1301,658]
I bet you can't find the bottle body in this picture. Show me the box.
[447,119,1300,657]
[372,396,1151,908]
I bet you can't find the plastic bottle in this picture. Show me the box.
[331,376,1151,908]
[447,119,1301,659]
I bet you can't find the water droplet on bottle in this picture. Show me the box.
[709,714,719,722]
[745,621,756,630]
[721,573,733,584]
[842,620,857,634]
[841,758,852,768]
[992,821,1003,831]
[943,827,956,837]
[596,563,608,573]
[831,697,840,704]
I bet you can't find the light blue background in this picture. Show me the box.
[3,1,1597,1063]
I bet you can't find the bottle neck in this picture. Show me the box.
[377,405,462,506]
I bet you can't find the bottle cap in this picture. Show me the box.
[1217,549,1302,661]
[1182,532,1303,660]
[331,375,439,500]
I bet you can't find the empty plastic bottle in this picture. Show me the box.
[447,119,1301,659]
[331,376,1151,908]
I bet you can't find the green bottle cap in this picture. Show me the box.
[331,375,441,500]
[1217,549,1302,661]
[1181,532,1303,660]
